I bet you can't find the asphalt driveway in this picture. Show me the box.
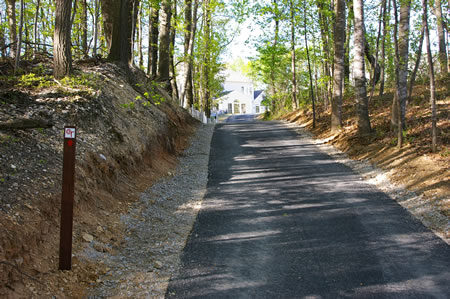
[166,115,449,298]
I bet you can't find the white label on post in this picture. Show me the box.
[65,128,76,139]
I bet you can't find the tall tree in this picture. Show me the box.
[392,0,411,147]
[169,0,179,101]
[157,0,172,92]
[180,0,193,107]
[368,0,385,103]
[93,0,100,57]
[304,3,316,128]
[202,0,212,116]
[270,0,280,105]
[14,0,24,72]
[148,3,159,77]
[54,0,73,78]
[408,23,424,98]
[353,0,371,134]
[331,0,346,132]
[289,0,298,110]
[6,0,17,58]
[423,0,437,152]
[317,0,332,109]
[379,0,389,96]
[100,0,115,52]
[33,0,41,55]
[80,0,88,57]
[432,0,448,75]
[181,0,199,108]
[108,0,138,67]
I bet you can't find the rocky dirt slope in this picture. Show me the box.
[0,62,198,297]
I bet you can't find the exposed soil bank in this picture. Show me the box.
[0,63,198,297]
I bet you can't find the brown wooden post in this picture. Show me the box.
[59,126,77,270]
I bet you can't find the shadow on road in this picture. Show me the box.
[167,118,450,298]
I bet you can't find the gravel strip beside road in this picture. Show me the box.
[284,121,449,244]
[88,123,215,298]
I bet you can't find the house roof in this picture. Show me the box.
[254,90,264,99]
[219,90,233,97]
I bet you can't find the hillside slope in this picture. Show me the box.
[0,62,198,297]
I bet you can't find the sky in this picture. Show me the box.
[224,18,261,64]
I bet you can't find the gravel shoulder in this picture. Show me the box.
[88,124,215,298]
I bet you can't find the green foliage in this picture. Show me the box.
[59,73,99,89]
[120,102,136,109]
[17,73,53,89]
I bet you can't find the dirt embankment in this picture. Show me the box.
[279,79,449,241]
[0,63,198,297]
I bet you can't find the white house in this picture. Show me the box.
[216,70,266,114]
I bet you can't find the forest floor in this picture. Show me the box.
[278,77,449,242]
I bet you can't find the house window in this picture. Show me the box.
[256,106,260,113]
[241,86,244,93]
[228,103,232,114]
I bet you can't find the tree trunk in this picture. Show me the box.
[270,0,280,109]
[81,0,88,57]
[34,0,41,55]
[14,0,24,72]
[203,0,211,117]
[423,0,437,152]
[93,0,99,57]
[54,0,73,79]
[344,0,353,85]
[317,1,331,109]
[393,0,411,147]
[131,0,139,63]
[353,0,371,135]
[157,0,172,92]
[180,0,193,107]
[137,5,143,68]
[408,23,424,98]
[363,32,381,87]
[100,0,115,52]
[290,0,298,110]
[169,0,179,101]
[148,5,159,77]
[368,0,385,103]
[6,0,17,58]
[379,0,389,96]
[182,0,198,108]
[432,0,448,76]
[108,0,136,67]
[0,28,6,59]
[331,0,345,132]
[304,3,315,128]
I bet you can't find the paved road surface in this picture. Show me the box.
[167,115,449,298]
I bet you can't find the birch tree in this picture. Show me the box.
[432,0,448,75]
[423,0,437,151]
[6,0,17,58]
[353,0,371,134]
[331,0,346,132]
